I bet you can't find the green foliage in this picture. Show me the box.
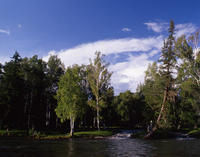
[115,91,135,121]
[0,52,25,128]
[55,65,87,123]
[141,62,163,122]
[175,32,200,128]
[113,90,145,127]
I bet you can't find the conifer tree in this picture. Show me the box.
[156,20,177,129]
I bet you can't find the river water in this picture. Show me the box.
[0,135,200,157]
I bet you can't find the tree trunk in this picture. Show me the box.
[156,90,167,126]
[70,117,74,137]
[144,90,168,139]
[93,117,96,128]
[46,102,51,127]
[27,90,33,134]
[56,117,58,129]
[97,107,100,130]
[96,98,100,130]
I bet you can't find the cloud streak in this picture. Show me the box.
[0,29,10,35]
[43,36,163,67]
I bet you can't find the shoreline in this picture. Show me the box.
[1,128,200,140]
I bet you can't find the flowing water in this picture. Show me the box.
[0,132,200,157]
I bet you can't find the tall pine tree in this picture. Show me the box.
[156,20,177,128]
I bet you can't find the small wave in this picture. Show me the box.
[109,130,133,139]
[176,137,195,141]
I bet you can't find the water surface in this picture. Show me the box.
[0,136,200,157]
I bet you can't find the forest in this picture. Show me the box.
[0,20,200,138]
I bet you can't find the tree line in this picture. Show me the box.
[0,20,200,136]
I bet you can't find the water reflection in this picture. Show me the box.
[106,139,154,157]
[0,137,200,157]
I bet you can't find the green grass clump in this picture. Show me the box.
[188,128,200,138]
[74,130,113,137]
[36,134,70,140]
[36,130,113,140]
[0,129,113,140]
[0,130,26,136]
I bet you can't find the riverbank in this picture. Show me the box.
[38,130,114,140]
[131,128,200,139]
[0,129,114,140]
[1,128,200,140]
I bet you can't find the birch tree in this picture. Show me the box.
[87,52,112,130]
[55,65,86,136]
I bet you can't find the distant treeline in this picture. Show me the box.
[0,20,200,134]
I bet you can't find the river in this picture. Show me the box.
[0,135,200,157]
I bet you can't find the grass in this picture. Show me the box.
[188,128,200,138]
[0,129,113,140]
[37,134,70,140]
[74,130,113,137]
[0,129,26,136]
[39,130,113,140]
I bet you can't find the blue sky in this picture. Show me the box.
[0,0,200,94]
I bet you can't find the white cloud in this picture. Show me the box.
[0,29,10,35]
[43,36,163,94]
[121,27,132,32]
[0,56,10,64]
[43,36,163,67]
[109,53,152,94]
[144,22,167,33]
[175,23,197,37]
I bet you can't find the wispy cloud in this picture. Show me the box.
[145,21,197,37]
[144,22,167,33]
[0,29,10,35]
[121,27,132,32]
[175,23,197,37]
